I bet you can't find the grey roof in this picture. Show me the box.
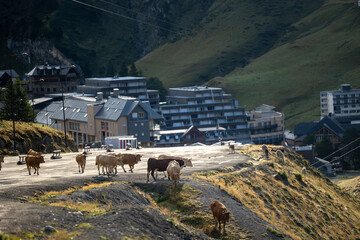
[0,69,19,78]
[95,97,162,121]
[254,104,276,112]
[50,98,94,122]
[308,116,345,137]
[27,65,75,76]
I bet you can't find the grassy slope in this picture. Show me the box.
[0,121,76,154]
[216,1,360,128]
[137,0,360,129]
[195,145,360,240]
[136,0,323,88]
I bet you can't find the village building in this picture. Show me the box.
[247,104,285,145]
[25,64,80,97]
[36,93,162,147]
[76,76,160,109]
[0,69,19,87]
[155,126,229,147]
[320,84,360,118]
[160,86,250,143]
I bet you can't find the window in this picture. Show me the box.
[134,123,137,127]
[141,123,144,126]
[138,112,144,118]
[142,133,144,136]
[101,122,109,131]
[132,112,138,118]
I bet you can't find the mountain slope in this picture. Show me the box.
[137,0,360,128]
[137,0,323,88]
[213,1,360,128]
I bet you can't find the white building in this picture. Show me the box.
[320,84,360,118]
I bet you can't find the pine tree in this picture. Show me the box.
[128,62,139,76]
[0,79,35,122]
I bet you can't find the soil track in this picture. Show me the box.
[0,145,286,239]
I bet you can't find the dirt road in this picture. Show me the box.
[0,145,248,191]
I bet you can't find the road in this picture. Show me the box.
[0,145,251,191]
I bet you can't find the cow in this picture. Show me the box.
[95,154,123,176]
[166,160,181,188]
[262,144,269,159]
[158,155,193,167]
[25,155,45,175]
[117,153,142,173]
[0,155,4,171]
[147,158,185,182]
[27,149,41,157]
[76,154,87,173]
[210,200,230,233]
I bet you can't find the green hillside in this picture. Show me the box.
[137,0,360,128]
[216,0,360,128]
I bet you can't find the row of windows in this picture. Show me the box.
[34,86,75,93]
[69,122,80,131]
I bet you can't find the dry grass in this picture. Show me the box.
[195,145,360,240]
[338,175,360,198]
[136,184,249,239]
[23,181,117,216]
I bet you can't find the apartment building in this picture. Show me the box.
[160,86,250,142]
[320,84,360,118]
[247,104,284,145]
[77,76,160,109]
[26,64,80,97]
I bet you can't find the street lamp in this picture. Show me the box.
[59,64,76,149]
[61,87,68,148]
[9,52,28,155]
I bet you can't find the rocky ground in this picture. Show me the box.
[0,145,286,239]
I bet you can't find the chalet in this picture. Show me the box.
[0,69,19,87]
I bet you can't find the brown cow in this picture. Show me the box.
[0,155,4,171]
[76,154,87,173]
[95,154,123,176]
[25,155,45,175]
[118,153,141,173]
[210,200,230,233]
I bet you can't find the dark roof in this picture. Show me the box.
[309,116,345,137]
[27,65,76,76]
[0,69,19,78]
[294,122,316,136]
[95,97,162,121]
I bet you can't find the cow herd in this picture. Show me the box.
[1,148,233,233]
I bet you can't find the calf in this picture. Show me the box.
[147,158,185,182]
[210,200,230,233]
[76,154,87,173]
[25,155,45,175]
[166,160,181,188]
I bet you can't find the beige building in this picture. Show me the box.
[247,104,284,145]
[36,94,162,147]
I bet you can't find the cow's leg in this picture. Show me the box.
[83,163,85,173]
[121,164,126,173]
[218,220,221,232]
[223,221,226,233]
[130,165,133,173]
[147,170,150,182]
[27,165,31,175]
[78,164,81,173]
[97,165,101,175]
[151,170,156,181]
[36,167,39,175]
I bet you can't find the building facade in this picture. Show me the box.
[26,64,80,97]
[0,69,19,87]
[77,76,160,109]
[320,84,360,118]
[36,94,162,147]
[160,86,250,143]
[247,104,285,145]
